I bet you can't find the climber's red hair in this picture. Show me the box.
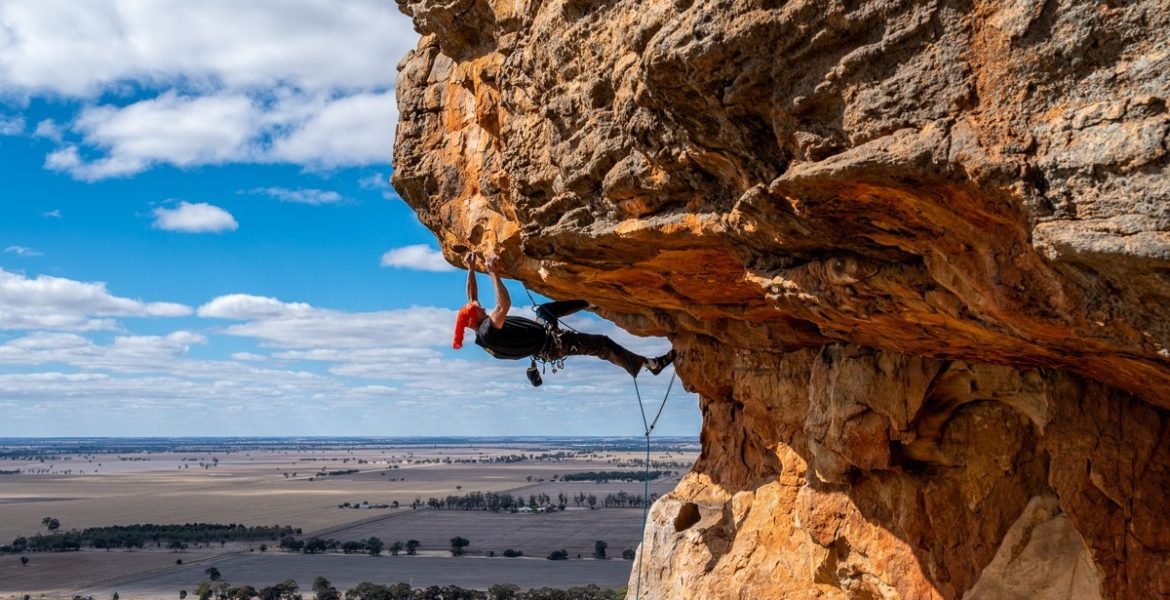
[453,303,487,349]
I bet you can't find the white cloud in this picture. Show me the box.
[44,145,81,172]
[249,187,344,205]
[4,245,43,257]
[198,294,312,320]
[68,92,256,179]
[1,1,416,178]
[0,267,191,330]
[46,90,397,180]
[152,201,238,233]
[0,115,24,135]
[33,119,63,142]
[42,209,61,218]
[199,294,453,349]
[230,352,268,362]
[268,91,397,167]
[0,0,416,96]
[380,245,456,272]
[359,172,400,200]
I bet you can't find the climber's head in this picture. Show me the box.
[452,302,488,349]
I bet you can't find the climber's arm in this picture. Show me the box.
[464,252,479,304]
[486,256,510,329]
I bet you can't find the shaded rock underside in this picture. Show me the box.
[391,0,1170,597]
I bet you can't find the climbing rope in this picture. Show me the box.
[521,282,679,598]
[634,369,676,600]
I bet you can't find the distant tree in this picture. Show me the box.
[257,579,297,600]
[279,536,304,552]
[169,540,188,551]
[365,537,384,556]
[388,541,403,556]
[259,544,268,552]
[20,556,29,566]
[593,540,607,559]
[312,576,340,600]
[502,549,523,558]
[302,537,328,554]
[405,539,420,555]
[449,536,470,556]
[622,548,636,560]
[343,582,416,600]
[195,582,213,600]
[546,549,568,561]
[112,593,119,600]
[587,494,597,509]
[41,517,60,531]
[488,584,520,600]
[204,567,222,581]
[180,591,188,599]
[227,585,257,600]
[177,559,183,565]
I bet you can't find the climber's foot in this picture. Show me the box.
[645,350,676,375]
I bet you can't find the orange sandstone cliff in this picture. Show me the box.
[390,1,1170,598]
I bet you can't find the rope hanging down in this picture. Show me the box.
[521,283,677,597]
[634,370,676,600]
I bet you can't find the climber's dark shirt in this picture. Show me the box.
[475,316,547,359]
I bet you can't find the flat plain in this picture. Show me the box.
[0,439,696,599]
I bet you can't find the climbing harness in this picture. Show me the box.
[634,369,677,599]
[522,285,575,384]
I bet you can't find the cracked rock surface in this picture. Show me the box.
[391,0,1170,597]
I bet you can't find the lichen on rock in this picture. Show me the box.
[391,0,1170,597]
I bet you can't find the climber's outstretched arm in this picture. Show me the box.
[464,252,479,304]
[486,255,510,329]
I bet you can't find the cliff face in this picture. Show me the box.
[390,1,1170,598]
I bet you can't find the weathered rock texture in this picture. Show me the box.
[391,0,1170,598]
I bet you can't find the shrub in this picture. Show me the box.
[502,549,523,558]
[546,549,568,560]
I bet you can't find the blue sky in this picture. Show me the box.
[0,0,696,437]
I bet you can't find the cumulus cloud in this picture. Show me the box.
[0,267,191,330]
[33,119,63,142]
[230,352,268,362]
[1,1,415,178]
[61,92,257,179]
[152,201,238,233]
[267,91,397,167]
[248,187,344,205]
[358,172,400,200]
[45,90,397,179]
[0,115,24,135]
[380,245,456,272]
[198,294,311,320]
[0,0,415,96]
[198,293,452,349]
[4,245,43,257]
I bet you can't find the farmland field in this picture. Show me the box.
[0,437,697,599]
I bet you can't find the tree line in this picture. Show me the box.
[413,489,659,511]
[2,523,297,553]
[185,575,624,600]
[559,470,671,482]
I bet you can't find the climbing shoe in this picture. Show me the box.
[646,350,676,376]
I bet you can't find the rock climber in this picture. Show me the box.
[453,251,675,384]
